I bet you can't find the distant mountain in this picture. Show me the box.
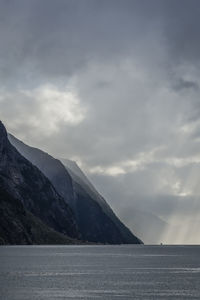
[62,159,169,244]
[64,158,169,244]
[61,158,114,214]
[0,121,79,244]
[61,158,143,242]
[61,158,97,193]
[9,134,142,244]
[118,208,167,244]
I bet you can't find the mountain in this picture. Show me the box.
[0,186,77,245]
[0,121,79,244]
[118,207,167,244]
[61,159,143,242]
[61,159,97,193]
[64,158,168,244]
[9,134,142,244]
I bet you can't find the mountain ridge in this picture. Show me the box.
[0,121,80,244]
[9,133,142,244]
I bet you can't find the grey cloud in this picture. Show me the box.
[89,161,200,220]
[164,0,200,66]
[172,78,199,91]
[0,0,165,86]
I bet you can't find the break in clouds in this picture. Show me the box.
[1,0,200,243]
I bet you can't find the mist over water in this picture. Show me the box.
[1,245,200,300]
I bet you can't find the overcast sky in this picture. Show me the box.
[1,0,200,243]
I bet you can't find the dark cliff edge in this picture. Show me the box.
[0,121,80,244]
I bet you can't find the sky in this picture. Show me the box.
[1,0,200,243]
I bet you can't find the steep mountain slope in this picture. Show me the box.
[62,159,168,244]
[61,158,97,193]
[0,186,77,245]
[9,134,142,244]
[61,158,121,209]
[8,135,75,208]
[61,159,142,243]
[0,122,79,241]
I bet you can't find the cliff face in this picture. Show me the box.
[9,133,142,244]
[0,122,79,243]
[8,135,75,208]
[0,186,77,245]
[62,158,142,243]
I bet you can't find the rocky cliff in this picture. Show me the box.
[0,121,79,244]
[9,133,142,244]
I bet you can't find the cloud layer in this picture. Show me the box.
[1,0,200,243]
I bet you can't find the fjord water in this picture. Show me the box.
[0,245,200,300]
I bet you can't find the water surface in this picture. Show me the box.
[0,245,200,299]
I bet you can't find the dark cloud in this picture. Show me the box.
[0,0,165,85]
[164,0,200,66]
[172,78,199,91]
